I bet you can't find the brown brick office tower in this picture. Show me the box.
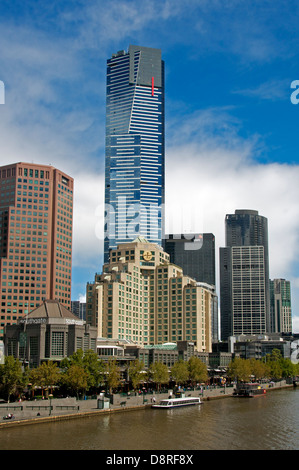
[0,162,73,338]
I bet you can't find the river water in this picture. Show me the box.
[1,388,298,451]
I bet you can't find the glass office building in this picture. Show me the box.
[220,210,270,340]
[163,233,216,286]
[104,45,165,262]
[270,278,292,333]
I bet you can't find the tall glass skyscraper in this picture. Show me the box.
[104,45,165,263]
[220,210,270,340]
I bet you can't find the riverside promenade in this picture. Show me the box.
[0,381,293,429]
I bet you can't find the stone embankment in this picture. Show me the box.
[0,380,293,429]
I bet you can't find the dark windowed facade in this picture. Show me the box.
[220,210,270,340]
[163,233,216,286]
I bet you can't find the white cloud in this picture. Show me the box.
[292,312,299,335]
[78,293,86,304]
[232,79,290,101]
[72,171,104,269]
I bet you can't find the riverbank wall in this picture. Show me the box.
[0,380,294,429]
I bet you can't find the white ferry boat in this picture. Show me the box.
[152,396,202,409]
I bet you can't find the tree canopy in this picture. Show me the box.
[188,356,208,384]
[106,359,121,394]
[148,362,169,390]
[227,352,299,383]
[1,348,298,402]
[28,361,60,397]
[0,356,25,402]
[171,360,189,385]
[128,360,145,390]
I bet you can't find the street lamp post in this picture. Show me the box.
[49,394,53,416]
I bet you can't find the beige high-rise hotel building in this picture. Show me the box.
[86,237,212,352]
[0,162,73,338]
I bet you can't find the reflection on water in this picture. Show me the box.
[1,388,298,450]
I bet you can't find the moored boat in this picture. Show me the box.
[233,383,266,398]
[152,396,202,408]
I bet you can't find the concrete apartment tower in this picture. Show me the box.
[0,162,73,338]
[104,45,165,263]
[220,210,270,341]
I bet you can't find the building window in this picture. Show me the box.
[77,337,83,350]
[51,331,64,356]
[29,336,38,356]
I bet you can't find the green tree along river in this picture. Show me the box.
[1,388,298,450]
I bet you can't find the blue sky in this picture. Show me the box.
[0,0,299,333]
